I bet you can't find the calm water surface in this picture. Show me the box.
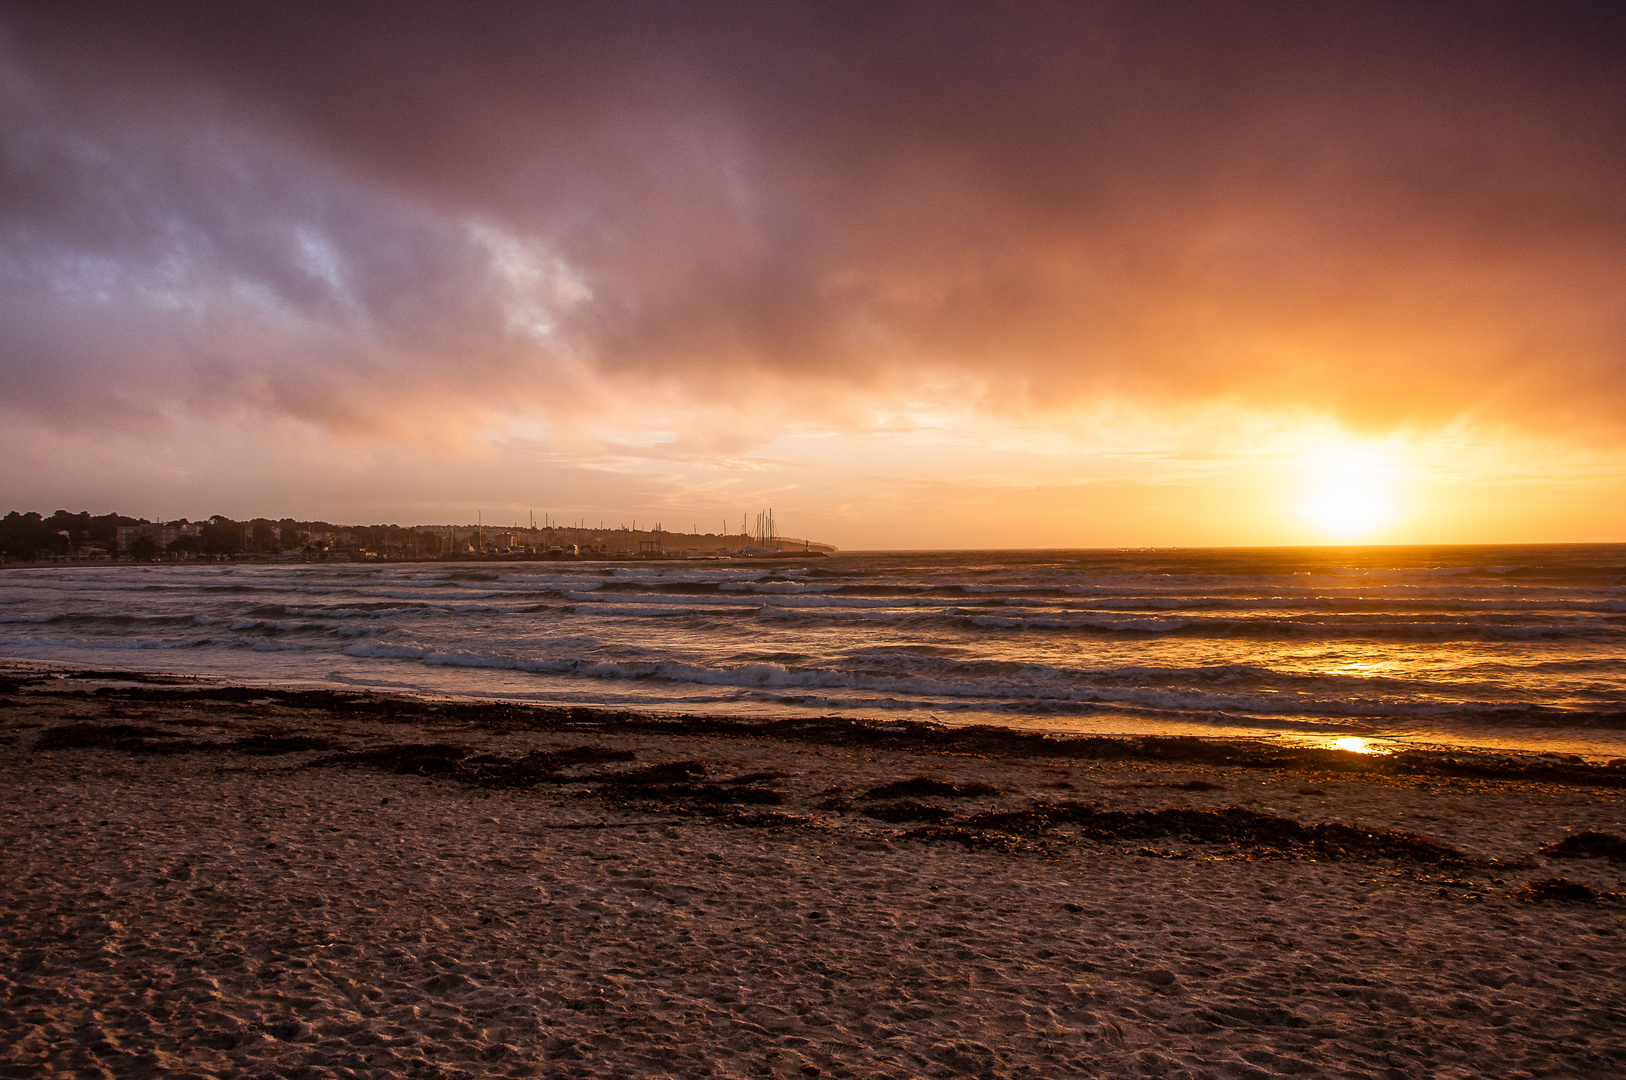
[4,545,1624,757]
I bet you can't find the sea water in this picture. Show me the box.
[3,545,1624,757]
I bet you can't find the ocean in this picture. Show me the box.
[3,545,1624,757]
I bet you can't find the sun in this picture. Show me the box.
[1297,442,1400,541]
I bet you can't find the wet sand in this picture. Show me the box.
[3,668,1625,1079]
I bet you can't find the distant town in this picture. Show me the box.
[0,509,834,564]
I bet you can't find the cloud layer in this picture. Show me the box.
[3,2,1625,538]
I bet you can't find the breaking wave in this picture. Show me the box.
[5,543,1624,745]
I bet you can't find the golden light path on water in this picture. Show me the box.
[1328,736,1388,755]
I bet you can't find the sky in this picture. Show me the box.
[3,1,1625,549]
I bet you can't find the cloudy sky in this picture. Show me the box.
[4,1,1624,547]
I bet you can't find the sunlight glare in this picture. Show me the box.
[1329,736,1388,755]
[1298,442,1400,541]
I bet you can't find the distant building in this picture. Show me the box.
[115,522,200,553]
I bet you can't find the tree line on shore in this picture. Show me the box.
[0,510,443,561]
[1,510,141,560]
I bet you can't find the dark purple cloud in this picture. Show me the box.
[4,0,1625,447]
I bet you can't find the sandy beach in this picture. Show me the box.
[4,667,1625,1079]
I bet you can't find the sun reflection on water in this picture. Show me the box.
[1328,736,1389,755]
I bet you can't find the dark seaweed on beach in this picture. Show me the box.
[39,680,1626,789]
[689,807,811,829]
[35,721,164,749]
[862,800,957,824]
[1509,878,1624,904]
[33,721,204,754]
[958,804,1100,835]
[925,801,1474,863]
[308,740,752,799]
[467,747,639,788]
[1070,806,1474,863]
[228,734,340,755]
[83,685,438,719]
[313,743,474,775]
[599,783,785,806]
[311,742,642,788]
[897,825,1029,852]
[0,674,47,695]
[720,771,791,785]
[30,718,329,757]
[592,761,708,786]
[454,752,560,788]
[60,670,197,685]
[486,747,644,787]
[860,776,998,800]
[542,746,639,771]
[1108,779,1229,792]
[1540,831,1626,863]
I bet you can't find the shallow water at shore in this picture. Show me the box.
[3,544,1625,756]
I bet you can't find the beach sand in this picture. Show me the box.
[3,669,1625,1079]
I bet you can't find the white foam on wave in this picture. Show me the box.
[968,613,1190,632]
[566,590,944,610]
[8,549,1624,735]
[719,581,838,594]
[0,634,211,650]
[561,602,755,618]
[756,607,944,623]
[0,632,311,652]
[282,606,421,619]
[343,641,577,674]
[338,640,1498,719]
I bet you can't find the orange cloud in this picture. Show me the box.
[3,2,1625,540]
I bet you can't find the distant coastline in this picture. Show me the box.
[0,509,835,564]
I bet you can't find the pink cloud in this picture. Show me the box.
[2,0,1623,459]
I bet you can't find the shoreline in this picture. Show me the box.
[5,658,1626,766]
[5,665,1626,1077]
